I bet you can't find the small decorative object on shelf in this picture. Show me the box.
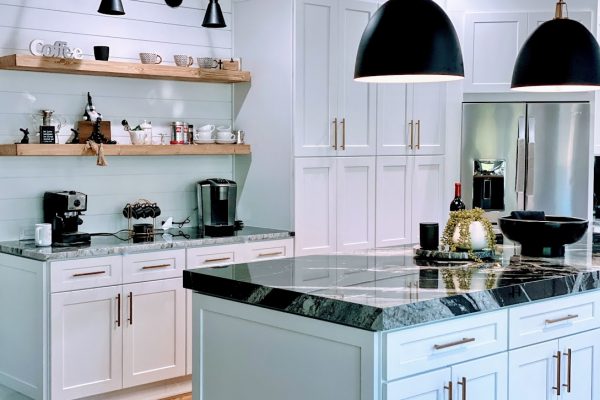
[90,117,116,144]
[441,208,495,261]
[29,39,83,59]
[18,128,29,144]
[69,128,80,144]
[83,92,101,122]
[449,182,466,211]
[38,110,60,144]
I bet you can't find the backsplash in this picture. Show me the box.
[0,0,236,241]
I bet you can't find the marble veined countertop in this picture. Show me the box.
[184,244,600,331]
[0,226,292,261]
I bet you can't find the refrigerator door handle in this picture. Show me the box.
[526,117,535,209]
[516,116,526,209]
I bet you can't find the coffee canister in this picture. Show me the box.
[170,121,185,144]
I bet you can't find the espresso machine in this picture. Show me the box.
[43,191,91,246]
[196,179,237,236]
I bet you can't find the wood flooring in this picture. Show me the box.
[161,393,192,400]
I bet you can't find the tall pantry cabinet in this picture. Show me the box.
[233,0,446,255]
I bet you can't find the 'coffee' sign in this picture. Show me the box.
[29,40,83,59]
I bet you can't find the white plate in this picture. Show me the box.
[215,139,237,144]
[193,139,216,144]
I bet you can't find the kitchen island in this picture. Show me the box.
[184,245,600,400]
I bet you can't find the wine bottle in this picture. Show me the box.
[450,182,466,211]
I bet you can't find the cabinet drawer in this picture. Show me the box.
[246,239,294,262]
[383,310,507,381]
[508,290,600,349]
[50,256,122,293]
[123,249,185,283]
[186,244,242,268]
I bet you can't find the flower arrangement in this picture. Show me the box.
[441,208,495,261]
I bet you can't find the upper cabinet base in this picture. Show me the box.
[0,144,251,157]
[0,54,251,84]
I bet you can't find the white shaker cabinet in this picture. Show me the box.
[376,155,445,247]
[294,156,375,256]
[294,0,377,157]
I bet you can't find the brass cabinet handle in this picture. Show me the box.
[116,293,121,327]
[341,117,346,150]
[416,119,421,149]
[553,351,562,395]
[457,377,467,400]
[545,314,578,325]
[332,118,338,150]
[408,120,414,149]
[433,337,475,350]
[204,257,232,263]
[563,348,572,393]
[73,270,106,277]
[141,263,171,270]
[444,381,453,400]
[128,292,133,325]
[258,251,284,257]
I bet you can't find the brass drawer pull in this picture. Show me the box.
[553,351,562,395]
[141,263,171,270]
[545,314,579,325]
[408,120,414,149]
[116,293,121,327]
[73,270,106,277]
[458,377,467,400]
[444,381,453,400]
[258,251,284,257]
[563,348,572,393]
[204,257,231,263]
[332,118,338,150]
[416,119,421,149]
[341,117,346,150]
[433,337,475,350]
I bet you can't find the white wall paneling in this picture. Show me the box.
[0,0,237,241]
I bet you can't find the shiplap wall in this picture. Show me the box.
[0,0,237,240]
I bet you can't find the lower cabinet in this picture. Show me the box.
[385,352,507,400]
[509,329,600,400]
[51,278,186,400]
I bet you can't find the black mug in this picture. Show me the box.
[94,46,109,61]
[132,223,153,243]
[419,223,439,250]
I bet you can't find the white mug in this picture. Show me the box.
[216,131,235,141]
[194,129,213,141]
[35,223,52,247]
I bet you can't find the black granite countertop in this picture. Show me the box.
[0,226,292,261]
[183,244,600,332]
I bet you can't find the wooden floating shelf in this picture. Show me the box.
[0,54,251,83]
[0,144,251,157]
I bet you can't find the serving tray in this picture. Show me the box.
[414,246,495,261]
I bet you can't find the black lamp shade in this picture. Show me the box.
[98,0,125,15]
[202,0,226,28]
[511,18,600,92]
[354,0,464,83]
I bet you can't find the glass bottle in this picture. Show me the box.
[450,182,466,211]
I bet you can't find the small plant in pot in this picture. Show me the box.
[441,208,496,261]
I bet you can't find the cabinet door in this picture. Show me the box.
[51,286,123,400]
[375,156,411,247]
[377,83,409,156]
[463,13,528,92]
[509,340,559,400]
[559,329,600,400]
[337,0,377,156]
[452,352,508,400]
[411,156,445,244]
[294,157,337,256]
[123,278,186,388]
[294,0,338,157]
[410,83,445,155]
[385,367,451,400]
[336,157,375,252]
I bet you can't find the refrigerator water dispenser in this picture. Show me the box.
[473,160,505,211]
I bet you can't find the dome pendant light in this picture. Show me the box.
[354,0,464,83]
[202,0,226,28]
[98,0,125,15]
[511,0,600,92]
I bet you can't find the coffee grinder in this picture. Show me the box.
[196,179,237,236]
[43,191,91,246]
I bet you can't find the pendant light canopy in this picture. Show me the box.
[354,0,464,83]
[202,0,226,28]
[98,0,125,15]
[511,0,600,92]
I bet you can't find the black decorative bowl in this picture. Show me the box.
[498,216,588,257]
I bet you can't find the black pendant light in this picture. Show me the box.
[202,0,226,28]
[165,0,183,6]
[511,0,600,92]
[354,0,463,83]
[98,0,125,15]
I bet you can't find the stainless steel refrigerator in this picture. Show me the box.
[461,102,591,220]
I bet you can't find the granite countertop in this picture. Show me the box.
[0,226,292,261]
[183,244,600,332]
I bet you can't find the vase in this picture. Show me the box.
[452,221,488,250]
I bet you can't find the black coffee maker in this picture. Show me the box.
[43,191,91,246]
[196,179,237,236]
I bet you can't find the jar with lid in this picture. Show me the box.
[140,120,152,144]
